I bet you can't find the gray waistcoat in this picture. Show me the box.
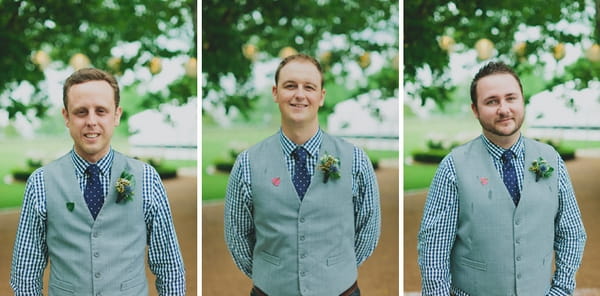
[248,133,357,296]
[45,151,148,296]
[450,137,558,296]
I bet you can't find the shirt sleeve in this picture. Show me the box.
[10,168,48,296]
[145,165,186,296]
[224,151,255,278]
[548,157,586,296]
[417,155,459,296]
[352,147,381,266]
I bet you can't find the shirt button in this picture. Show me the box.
[300,271,306,277]
[95,272,101,278]
[93,252,100,258]
[515,219,520,225]
[516,238,521,244]
[92,232,99,238]
[516,256,521,261]
[301,253,307,258]
[299,217,305,223]
[299,235,305,241]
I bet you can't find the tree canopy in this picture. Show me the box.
[202,0,399,120]
[0,0,197,120]
[404,0,600,108]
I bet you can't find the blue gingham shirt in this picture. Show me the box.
[224,129,381,277]
[10,148,186,296]
[418,135,586,296]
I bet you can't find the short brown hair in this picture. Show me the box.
[274,53,324,88]
[470,61,523,105]
[62,68,120,109]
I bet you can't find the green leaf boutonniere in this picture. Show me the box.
[115,170,135,203]
[66,202,75,212]
[529,157,554,182]
[318,153,341,183]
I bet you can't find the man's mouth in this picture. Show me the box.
[84,133,100,138]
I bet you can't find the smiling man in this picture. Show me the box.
[224,54,381,296]
[10,68,186,296]
[417,61,587,296]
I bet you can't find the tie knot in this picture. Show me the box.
[86,164,101,176]
[502,150,514,163]
[293,147,308,161]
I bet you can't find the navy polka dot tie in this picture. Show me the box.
[502,150,520,205]
[84,164,104,219]
[292,147,310,200]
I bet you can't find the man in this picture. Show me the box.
[10,68,186,295]
[417,61,586,296]
[225,54,381,296]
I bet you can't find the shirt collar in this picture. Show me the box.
[481,134,524,160]
[71,148,114,177]
[279,128,323,158]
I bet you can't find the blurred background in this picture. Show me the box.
[201,0,400,295]
[0,1,197,294]
[404,0,600,294]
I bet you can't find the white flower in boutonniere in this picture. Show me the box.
[318,153,341,183]
[115,170,135,203]
[529,157,554,182]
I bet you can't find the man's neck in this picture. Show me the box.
[482,131,521,149]
[281,122,319,145]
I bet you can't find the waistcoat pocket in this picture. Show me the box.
[49,278,75,294]
[120,275,145,291]
[259,250,281,266]
[458,256,487,271]
[327,253,344,266]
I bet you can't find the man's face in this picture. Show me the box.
[272,60,325,128]
[62,80,122,163]
[471,73,525,143]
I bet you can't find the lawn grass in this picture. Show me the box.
[201,125,399,201]
[0,135,196,210]
[403,113,600,191]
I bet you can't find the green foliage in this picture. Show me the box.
[404,0,591,107]
[0,0,197,120]
[202,0,399,120]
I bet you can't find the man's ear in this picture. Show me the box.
[272,85,278,102]
[114,106,123,126]
[62,108,70,126]
[471,103,479,118]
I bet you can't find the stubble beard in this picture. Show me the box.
[479,115,524,138]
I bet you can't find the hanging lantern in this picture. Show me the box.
[69,53,91,70]
[149,57,162,74]
[475,38,494,60]
[513,42,526,57]
[438,35,455,52]
[242,44,258,61]
[279,46,297,58]
[185,57,197,78]
[107,57,122,73]
[32,50,51,70]
[553,43,566,60]
[586,44,600,62]
[319,51,332,64]
[358,52,371,69]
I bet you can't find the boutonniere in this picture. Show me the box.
[115,170,135,203]
[271,177,281,187]
[479,177,489,185]
[318,153,341,183]
[66,202,75,212]
[529,157,554,182]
